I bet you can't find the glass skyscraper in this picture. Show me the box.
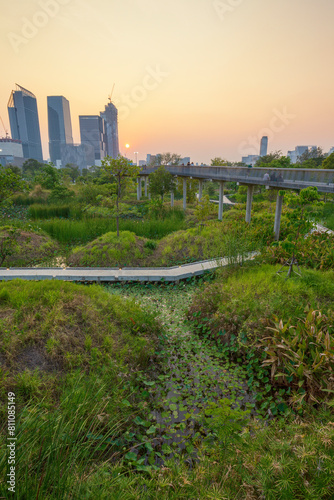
[47,96,73,164]
[260,136,268,157]
[79,115,107,165]
[100,101,119,159]
[7,84,43,162]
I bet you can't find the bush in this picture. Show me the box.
[263,231,334,270]
[260,308,334,406]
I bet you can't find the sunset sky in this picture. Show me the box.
[1,0,334,164]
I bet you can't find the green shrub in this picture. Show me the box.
[260,308,334,407]
[263,231,334,270]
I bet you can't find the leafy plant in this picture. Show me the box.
[260,308,334,407]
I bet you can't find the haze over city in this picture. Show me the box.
[1,0,334,164]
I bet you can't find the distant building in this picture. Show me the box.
[287,146,317,163]
[47,96,73,164]
[328,146,334,155]
[0,138,24,167]
[100,101,119,158]
[60,143,95,171]
[79,115,107,166]
[139,160,146,167]
[260,136,268,157]
[7,84,43,161]
[241,154,259,166]
[146,154,157,166]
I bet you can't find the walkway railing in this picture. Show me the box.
[142,165,334,194]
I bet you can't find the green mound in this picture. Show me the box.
[67,230,156,267]
[189,265,334,342]
[0,227,59,267]
[0,280,159,406]
[188,265,334,406]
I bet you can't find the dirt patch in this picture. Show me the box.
[16,346,60,373]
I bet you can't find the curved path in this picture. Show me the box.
[0,254,257,283]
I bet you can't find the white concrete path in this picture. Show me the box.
[0,254,257,283]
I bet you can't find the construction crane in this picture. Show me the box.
[108,84,115,104]
[0,116,9,139]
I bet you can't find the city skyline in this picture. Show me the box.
[1,0,334,164]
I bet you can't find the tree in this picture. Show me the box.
[0,168,26,205]
[322,152,334,169]
[34,163,61,189]
[147,152,182,167]
[255,151,282,167]
[61,163,80,183]
[101,155,141,237]
[6,164,22,176]
[211,157,229,166]
[277,186,322,278]
[22,159,44,178]
[269,156,292,169]
[296,147,325,168]
[49,185,75,203]
[195,195,211,227]
[160,152,181,165]
[148,166,175,201]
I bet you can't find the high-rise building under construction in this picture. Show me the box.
[100,101,119,159]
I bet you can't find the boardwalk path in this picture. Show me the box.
[0,255,257,283]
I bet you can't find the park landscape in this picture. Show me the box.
[0,153,334,499]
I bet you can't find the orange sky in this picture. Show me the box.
[1,0,334,163]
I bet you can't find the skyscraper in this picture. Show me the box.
[47,96,73,164]
[100,101,119,158]
[79,115,107,166]
[260,136,268,157]
[7,84,43,162]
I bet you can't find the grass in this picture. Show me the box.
[188,264,334,344]
[68,231,155,267]
[0,280,161,498]
[0,227,59,267]
[188,264,334,411]
[35,215,187,245]
[1,271,334,498]
[28,204,83,220]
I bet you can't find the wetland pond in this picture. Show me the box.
[106,278,261,468]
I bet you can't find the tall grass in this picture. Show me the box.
[0,373,128,499]
[36,216,187,244]
[28,204,83,220]
[11,194,47,206]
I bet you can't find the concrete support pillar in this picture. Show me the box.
[198,179,203,201]
[218,181,224,221]
[183,178,187,210]
[274,192,284,241]
[245,185,254,223]
[137,177,141,200]
[144,177,148,197]
[171,190,174,207]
